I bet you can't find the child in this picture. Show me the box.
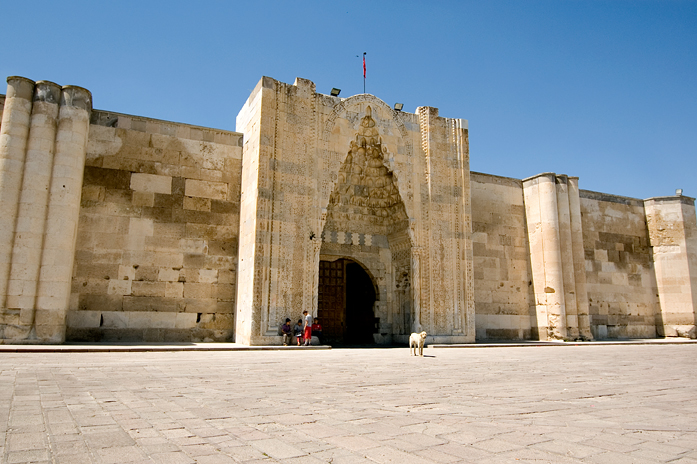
[281,318,292,346]
[293,319,304,346]
[311,318,323,345]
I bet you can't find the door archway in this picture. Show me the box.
[317,258,377,345]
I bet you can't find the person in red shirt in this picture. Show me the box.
[302,311,313,346]
[311,318,323,345]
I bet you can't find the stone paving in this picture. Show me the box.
[2,344,697,463]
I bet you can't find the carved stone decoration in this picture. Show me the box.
[411,247,423,333]
[309,236,322,316]
[325,106,408,236]
[395,265,411,335]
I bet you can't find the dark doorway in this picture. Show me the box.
[345,261,377,344]
[318,259,376,345]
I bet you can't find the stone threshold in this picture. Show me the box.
[0,343,332,353]
[432,339,697,348]
[2,339,696,352]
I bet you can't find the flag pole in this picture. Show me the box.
[363,52,366,94]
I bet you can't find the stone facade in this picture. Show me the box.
[471,173,532,340]
[235,77,473,345]
[67,110,242,342]
[580,191,658,339]
[0,75,695,344]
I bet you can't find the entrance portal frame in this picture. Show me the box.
[234,76,475,345]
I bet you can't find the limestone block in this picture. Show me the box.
[66,310,100,328]
[183,196,212,211]
[152,253,184,269]
[179,298,217,313]
[144,237,179,253]
[149,312,176,328]
[108,279,132,295]
[214,284,235,300]
[129,218,154,236]
[130,173,172,194]
[218,270,236,284]
[197,313,233,330]
[158,269,180,282]
[33,324,65,342]
[185,179,228,200]
[124,234,144,251]
[183,283,212,299]
[127,312,152,329]
[34,307,66,328]
[102,311,128,328]
[165,282,184,298]
[123,296,176,312]
[82,185,106,201]
[132,191,155,207]
[131,281,166,297]
[175,312,197,328]
[118,265,136,281]
[154,223,186,238]
[179,239,207,254]
[200,168,224,182]
[199,269,218,283]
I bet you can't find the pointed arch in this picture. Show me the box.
[318,95,415,233]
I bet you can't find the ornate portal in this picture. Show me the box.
[326,106,408,236]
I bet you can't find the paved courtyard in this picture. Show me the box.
[2,344,697,464]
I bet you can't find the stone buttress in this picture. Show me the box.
[0,77,92,343]
[645,195,697,338]
[523,173,592,340]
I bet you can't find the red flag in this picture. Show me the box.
[363,53,366,78]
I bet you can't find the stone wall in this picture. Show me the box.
[580,191,658,338]
[2,75,696,345]
[66,110,243,342]
[470,172,533,340]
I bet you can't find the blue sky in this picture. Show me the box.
[2,0,695,199]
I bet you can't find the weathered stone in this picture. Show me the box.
[1,74,695,345]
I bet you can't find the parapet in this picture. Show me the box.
[90,109,243,147]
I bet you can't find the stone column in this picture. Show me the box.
[556,175,579,339]
[645,195,697,338]
[0,77,35,312]
[568,177,592,339]
[6,82,61,337]
[416,106,437,334]
[34,85,92,342]
[455,117,475,340]
[411,247,422,333]
[523,173,567,340]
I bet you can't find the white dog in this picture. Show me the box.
[409,331,427,356]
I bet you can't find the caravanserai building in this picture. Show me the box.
[0,76,695,345]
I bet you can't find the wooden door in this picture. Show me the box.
[318,260,345,342]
